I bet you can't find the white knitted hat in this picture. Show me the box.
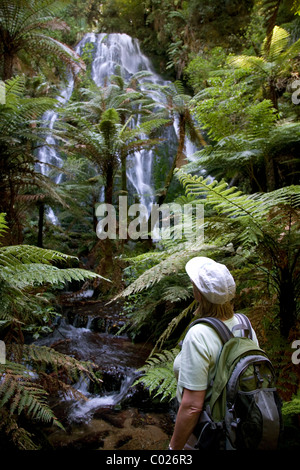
[185,256,236,304]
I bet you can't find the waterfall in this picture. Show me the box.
[78,32,167,213]
[37,32,196,222]
[37,33,159,219]
[36,67,75,224]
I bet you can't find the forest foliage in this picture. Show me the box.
[0,0,299,449]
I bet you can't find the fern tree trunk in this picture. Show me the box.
[37,202,44,248]
[96,160,114,283]
[2,52,14,80]
[264,153,277,191]
[279,275,297,338]
[121,150,127,195]
[105,163,114,206]
[158,113,186,205]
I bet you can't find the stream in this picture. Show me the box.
[36,298,175,450]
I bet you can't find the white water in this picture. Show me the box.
[37,32,197,222]
[68,371,137,422]
[36,316,148,423]
[37,33,158,219]
[81,32,164,213]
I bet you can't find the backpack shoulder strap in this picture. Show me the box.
[188,317,233,344]
[232,313,253,340]
[188,313,254,344]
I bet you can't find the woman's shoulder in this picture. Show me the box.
[185,320,222,344]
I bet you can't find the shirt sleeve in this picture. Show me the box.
[177,325,211,391]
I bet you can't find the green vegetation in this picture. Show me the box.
[0,0,299,449]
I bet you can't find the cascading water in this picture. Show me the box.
[36,72,75,224]
[68,371,138,423]
[79,32,166,213]
[35,306,153,424]
[37,32,196,221]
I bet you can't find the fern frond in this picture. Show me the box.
[175,169,300,222]
[0,361,63,428]
[282,391,300,417]
[0,409,40,450]
[8,344,99,386]
[0,244,75,267]
[0,213,8,240]
[262,25,290,61]
[116,249,201,298]
[1,264,102,289]
[0,343,101,437]
[134,348,180,402]
[150,300,197,355]
[161,285,191,303]
[0,244,110,288]
[175,170,262,219]
[2,75,25,98]
[228,55,267,73]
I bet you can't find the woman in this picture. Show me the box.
[169,256,258,450]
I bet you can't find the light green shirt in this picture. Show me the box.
[173,315,259,403]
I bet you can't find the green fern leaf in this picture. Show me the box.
[135,348,180,402]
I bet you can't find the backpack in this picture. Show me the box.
[188,314,283,450]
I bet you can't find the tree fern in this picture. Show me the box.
[0,75,66,243]
[119,169,299,340]
[176,169,300,336]
[0,0,85,80]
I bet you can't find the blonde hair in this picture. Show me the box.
[193,283,234,320]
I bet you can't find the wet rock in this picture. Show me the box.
[53,430,110,450]
[91,315,126,335]
[131,410,155,428]
[90,366,126,394]
[115,435,133,448]
[120,381,173,413]
[93,408,127,429]
[46,408,174,451]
